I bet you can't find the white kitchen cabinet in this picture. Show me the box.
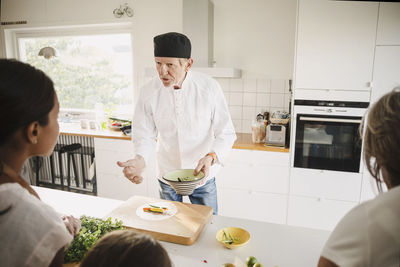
[290,168,362,202]
[217,149,290,195]
[94,138,157,201]
[218,187,288,225]
[376,3,400,45]
[294,0,378,91]
[371,46,400,104]
[287,195,357,231]
[216,149,290,224]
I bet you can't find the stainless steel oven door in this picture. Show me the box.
[293,113,363,173]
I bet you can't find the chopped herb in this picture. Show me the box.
[222,230,240,245]
[64,215,124,263]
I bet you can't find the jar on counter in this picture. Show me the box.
[251,119,266,143]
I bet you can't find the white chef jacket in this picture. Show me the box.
[321,185,400,267]
[132,70,236,183]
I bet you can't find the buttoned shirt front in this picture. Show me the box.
[132,71,236,183]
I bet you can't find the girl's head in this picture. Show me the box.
[0,59,59,160]
[80,230,172,267]
[363,88,400,190]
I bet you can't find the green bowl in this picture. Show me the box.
[163,169,205,182]
[162,169,205,195]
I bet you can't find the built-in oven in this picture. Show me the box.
[291,100,369,173]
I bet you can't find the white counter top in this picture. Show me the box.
[34,186,331,267]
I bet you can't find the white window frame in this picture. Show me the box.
[3,22,135,117]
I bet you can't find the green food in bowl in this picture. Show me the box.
[163,169,205,182]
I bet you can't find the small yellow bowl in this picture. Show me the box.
[216,227,250,249]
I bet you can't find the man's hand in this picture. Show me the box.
[117,155,145,184]
[194,155,213,184]
[62,215,81,237]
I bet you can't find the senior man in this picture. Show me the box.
[117,32,236,214]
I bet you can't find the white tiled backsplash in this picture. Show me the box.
[140,75,291,134]
[216,78,291,133]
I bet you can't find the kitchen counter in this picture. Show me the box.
[60,122,131,141]
[35,186,329,267]
[60,122,289,152]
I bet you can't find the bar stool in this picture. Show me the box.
[64,143,97,195]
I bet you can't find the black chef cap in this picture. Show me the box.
[154,32,191,58]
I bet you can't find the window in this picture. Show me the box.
[18,32,133,118]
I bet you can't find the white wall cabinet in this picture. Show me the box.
[294,0,378,91]
[376,3,400,45]
[371,46,400,104]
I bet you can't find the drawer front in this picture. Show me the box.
[218,164,289,194]
[218,188,287,224]
[228,149,290,166]
[290,168,362,201]
[287,195,357,231]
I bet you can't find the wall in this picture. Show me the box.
[217,77,291,133]
[0,0,297,133]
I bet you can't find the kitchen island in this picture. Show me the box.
[34,186,330,267]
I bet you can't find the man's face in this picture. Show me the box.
[155,57,188,88]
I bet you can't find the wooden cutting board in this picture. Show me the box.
[104,196,213,245]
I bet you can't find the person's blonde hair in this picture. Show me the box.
[80,230,172,267]
[362,88,400,191]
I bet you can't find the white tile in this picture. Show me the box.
[256,93,270,107]
[242,119,252,134]
[230,78,243,92]
[229,106,243,120]
[223,91,230,103]
[232,119,242,133]
[257,79,270,93]
[243,93,257,106]
[270,93,285,108]
[229,92,243,106]
[242,106,256,120]
[270,79,286,93]
[217,78,230,92]
[243,78,257,92]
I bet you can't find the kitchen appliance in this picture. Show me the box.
[266,124,286,147]
[105,196,212,245]
[291,100,369,173]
